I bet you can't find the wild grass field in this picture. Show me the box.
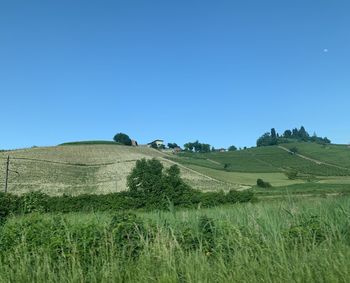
[1,196,350,282]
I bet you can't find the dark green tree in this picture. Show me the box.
[257,132,272,147]
[283,130,292,138]
[270,128,278,145]
[292,128,299,138]
[228,145,237,151]
[201,143,211,153]
[127,159,193,208]
[167,143,179,149]
[113,133,132,146]
[127,159,163,195]
[298,126,309,141]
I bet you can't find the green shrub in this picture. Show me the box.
[22,191,49,213]
[0,193,20,225]
[199,216,216,254]
[257,179,272,188]
[285,169,299,180]
[284,215,328,247]
[0,214,58,253]
[175,223,200,252]
[109,212,147,259]
[226,189,255,203]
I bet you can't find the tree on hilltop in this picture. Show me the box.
[167,143,179,149]
[113,133,132,146]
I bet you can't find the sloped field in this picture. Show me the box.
[0,145,231,195]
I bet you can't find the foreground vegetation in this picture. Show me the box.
[1,196,350,282]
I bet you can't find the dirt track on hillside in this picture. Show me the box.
[278,146,350,171]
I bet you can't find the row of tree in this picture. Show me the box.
[183,141,239,153]
[112,133,237,153]
[256,126,331,147]
[184,141,211,153]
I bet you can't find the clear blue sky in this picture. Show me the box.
[1,0,349,149]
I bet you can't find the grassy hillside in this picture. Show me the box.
[166,142,350,187]
[0,145,231,195]
[1,141,349,196]
[169,144,350,175]
[282,142,350,169]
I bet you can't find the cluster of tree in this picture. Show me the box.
[257,126,331,147]
[113,133,132,146]
[228,145,237,151]
[184,140,211,153]
[167,143,179,149]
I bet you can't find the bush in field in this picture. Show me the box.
[225,189,255,203]
[257,178,272,188]
[0,193,20,225]
[22,191,49,213]
[109,212,147,259]
[176,224,200,252]
[0,214,59,253]
[0,194,10,224]
[199,216,216,254]
[284,215,327,247]
[289,147,298,154]
[285,169,299,180]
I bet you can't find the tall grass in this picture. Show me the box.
[1,196,350,282]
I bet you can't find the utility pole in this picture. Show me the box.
[4,156,9,193]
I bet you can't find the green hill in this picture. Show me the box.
[1,141,350,196]
[166,142,350,187]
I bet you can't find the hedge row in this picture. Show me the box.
[0,189,255,217]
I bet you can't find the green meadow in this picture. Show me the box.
[1,196,350,282]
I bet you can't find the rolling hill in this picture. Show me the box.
[0,144,234,196]
[166,142,350,187]
[1,141,350,196]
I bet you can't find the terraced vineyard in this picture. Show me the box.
[282,142,350,169]
[0,145,232,195]
[166,142,350,188]
[1,141,350,196]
